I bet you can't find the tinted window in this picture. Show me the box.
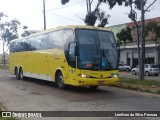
[40,30,64,49]
[119,64,123,66]
[150,65,158,68]
[76,29,117,70]
[77,30,100,69]
[10,30,64,53]
[10,38,36,52]
[10,41,18,52]
[64,29,74,51]
[34,35,41,50]
[40,33,51,49]
[64,29,74,67]
[27,38,36,51]
[98,31,117,69]
[145,65,148,68]
[69,42,76,62]
[52,30,64,48]
[15,40,22,52]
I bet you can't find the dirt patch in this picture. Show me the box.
[117,83,160,94]
[31,91,43,95]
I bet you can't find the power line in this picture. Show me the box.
[49,12,82,23]
[46,0,85,11]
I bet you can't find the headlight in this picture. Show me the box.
[111,74,118,78]
[81,74,87,78]
[78,74,90,78]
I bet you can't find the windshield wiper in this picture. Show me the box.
[101,48,112,69]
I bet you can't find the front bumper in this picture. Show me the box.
[75,77,119,86]
[150,71,159,75]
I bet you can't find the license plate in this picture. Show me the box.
[97,81,105,85]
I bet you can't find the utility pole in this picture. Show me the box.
[86,0,91,14]
[141,0,145,80]
[86,0,89,13]
[88,0,91,13]
[3,41,5,66]
[43,0,46,30]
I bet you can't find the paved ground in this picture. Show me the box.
[0,69,160,120]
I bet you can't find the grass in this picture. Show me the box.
[119,78,160,87]
[117,78,160,94]
[0,102,18,120]
[157,89,160,94]
[0,116,18,120]
[0,64,9,70]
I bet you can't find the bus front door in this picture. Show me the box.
[68,42,76,85]
[68,66,76,85]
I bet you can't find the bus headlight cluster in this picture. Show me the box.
[111,74,118,78]
[78,74,90,78]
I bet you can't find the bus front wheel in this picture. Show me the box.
[56,72,65,89]
[89,86,98,90]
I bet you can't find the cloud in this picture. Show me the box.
[0,0,159,29]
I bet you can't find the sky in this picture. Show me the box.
[0,0,160,53]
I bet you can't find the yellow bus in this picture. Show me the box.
[9,25,118,89]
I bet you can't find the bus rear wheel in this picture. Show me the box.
[56,72,65,89]
[19,68,24,80]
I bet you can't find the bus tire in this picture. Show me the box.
[89,86,98,90]
[15,67,19,79]
[56,72,65,89]
[19,68,24,80]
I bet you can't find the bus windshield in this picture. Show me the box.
[76,29,117,70]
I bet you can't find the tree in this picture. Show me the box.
[105,0,158,80]
[116,27,133,63]
[126,1,142,80]
[2,19,21,43]
[21,26,31,37]
[0,12,21,65]
[61,0,69,5]
[117,27,133,45]
[84,0,110,27]
[145,21,160,66]
[61,0,110,27]
[146,21,160,41]
[61,0,158,80]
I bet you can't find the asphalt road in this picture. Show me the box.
[119,72,160,80]
[0,69,160,120]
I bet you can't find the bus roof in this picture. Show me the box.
[46,25,111,33]
[11,25,111,42]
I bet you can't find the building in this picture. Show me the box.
[107,17,160,67]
